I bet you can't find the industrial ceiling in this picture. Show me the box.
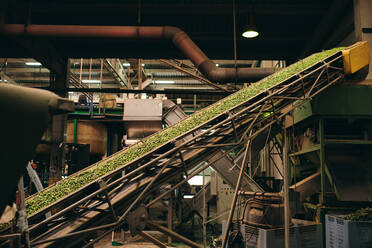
[0,0,355,99]
[0,0,354,61]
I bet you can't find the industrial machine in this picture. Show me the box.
[123,98,163,142]
[234,42,372,248]
[0,42,370,248]
[286,81,372,214]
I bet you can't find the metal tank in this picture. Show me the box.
[66,120,107,155]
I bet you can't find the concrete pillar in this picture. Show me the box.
[48,62,69,186]
[354,0,372,79]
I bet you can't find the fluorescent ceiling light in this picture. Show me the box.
[82,79,101,83]
[242,30,259,38]
[154,80,175,84]
[183,195,194,199]
[122,63,145,66]
[25,62,42,66]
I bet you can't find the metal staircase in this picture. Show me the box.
[103,59,132,88]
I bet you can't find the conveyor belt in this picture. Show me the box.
[1,45,355,247]
[164,99,264,194]
[32,51,346,247]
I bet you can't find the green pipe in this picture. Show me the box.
[73,118,77,143]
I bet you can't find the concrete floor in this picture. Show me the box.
[94,231,186,248]
[95,241,160,248]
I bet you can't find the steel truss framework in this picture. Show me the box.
[1,52,344,248]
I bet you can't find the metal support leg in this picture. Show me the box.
[98,180,118,221]
[248,145,252,177]
[48,115,66,186]
[319,118,327,248]
[49,61,69,186]
[117,152,178,224]
[167,191,173,244]
[120,228,125,243]
[17,177,30,248]
[148,221,202,248]
[283,127,291,248]
[202,169,207,248]
[26,162,52,219]
[319,119,325,204]
[146,145,239,208]
[139,230,167,248]
[26,162,43,192]
[221,137,252,248]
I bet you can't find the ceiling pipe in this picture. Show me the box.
[0,24,278,83]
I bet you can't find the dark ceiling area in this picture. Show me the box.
[0,0,354,64]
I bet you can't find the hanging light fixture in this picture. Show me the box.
[242,14,259,38]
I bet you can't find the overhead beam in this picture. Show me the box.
[5,37,66,75]
[6,75,114,82]
[160,59,230,92]
[29,3,326,16]
[190,32,309,42]
[0,73,17,84]
[0,0,8,24]
[53,45,298,61]
[300,0,351,57]
[140,78,153,89]
[41,87,231,96]
[322,8,355,49]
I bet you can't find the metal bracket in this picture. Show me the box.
[98,180,118,221]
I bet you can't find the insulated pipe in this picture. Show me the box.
[0,24,277,83]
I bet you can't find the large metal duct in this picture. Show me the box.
[0,84,74,215]
[0,24,277,83]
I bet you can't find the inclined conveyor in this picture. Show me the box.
[2,41,370,248]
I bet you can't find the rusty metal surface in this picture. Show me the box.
[125,121,162,139]
[0,24,276,83]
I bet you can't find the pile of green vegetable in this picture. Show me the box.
[24,47,344,217]
[344,208,372,221]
